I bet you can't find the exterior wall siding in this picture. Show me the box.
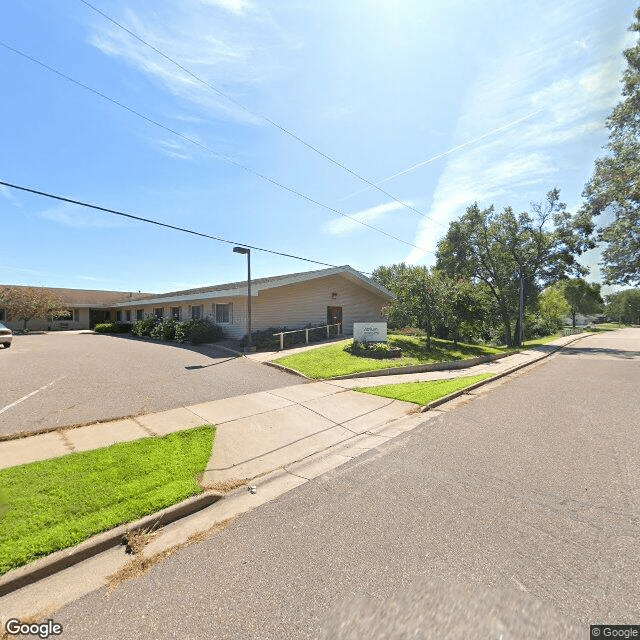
[251,274,387,335]
[111,274,388,341]
[3,308,90,332]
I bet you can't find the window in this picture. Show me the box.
[73,309,80,323]
[215,303,232,324]
[171,307,181,320]
[125,310,131,322]
[154,308,164,319]
[116,310,122,322]
[0,309,6,322]
[136,309,144,321]
[190,305,203,320]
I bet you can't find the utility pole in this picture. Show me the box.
[518,266,524,346]
[233,247,252,351]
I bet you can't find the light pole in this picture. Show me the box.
[233,247,252,351]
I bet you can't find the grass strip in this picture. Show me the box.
[355,373,494,405]
[0,425,214,575]
[274,336,508,379]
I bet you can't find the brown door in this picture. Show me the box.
[327,306,343,333]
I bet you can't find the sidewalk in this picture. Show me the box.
[0,332,590,479]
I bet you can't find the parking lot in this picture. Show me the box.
[0,332,303,437]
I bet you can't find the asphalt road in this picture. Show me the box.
[0,332,302,436]
[15,329,640,638]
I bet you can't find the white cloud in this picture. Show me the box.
[403,11,633,265]
[85,1,291,124]
[325,201,414,236]
[39,206,122,229]
[199,0,253,14]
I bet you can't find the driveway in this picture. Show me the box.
[0,332,303,437]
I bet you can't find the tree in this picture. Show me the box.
[580,7,640,285]
[605,288,640,324]
[537,286,571,334]
[0,286,70,331]
[552,279,603,327]
[436,190,590,346]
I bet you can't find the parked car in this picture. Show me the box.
[0,322,12,348]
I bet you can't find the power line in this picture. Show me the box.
[0,179,375,274]
[79,0,443,226]
[0,40,434,255]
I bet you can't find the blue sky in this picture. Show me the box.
[0,0,636,293]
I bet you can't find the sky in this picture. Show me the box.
[0,0,636,294]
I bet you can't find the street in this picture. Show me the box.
[0,332,302,437]
[12,329,640,637]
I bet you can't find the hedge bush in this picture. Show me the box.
[131,316,159,337]
[150,317,179,341]
[94,322,132,334]
[174,318,223,344]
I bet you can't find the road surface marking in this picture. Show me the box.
[0,377,66,415]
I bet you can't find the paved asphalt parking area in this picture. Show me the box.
[0,332,303,437]
[46,329,640,639]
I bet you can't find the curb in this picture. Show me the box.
[418,332,591,412]
[0,492,221,598]
[263,360,313,380]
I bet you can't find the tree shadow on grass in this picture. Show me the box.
[389,336,496,362]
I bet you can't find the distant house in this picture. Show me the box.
[1,266,393,338]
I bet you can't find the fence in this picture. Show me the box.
[562,327,583,336]
[273,323,342,351]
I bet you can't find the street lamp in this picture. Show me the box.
[233,247,252,351]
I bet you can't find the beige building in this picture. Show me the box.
[1,266,393,339]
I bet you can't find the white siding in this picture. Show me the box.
[252,274,387,334]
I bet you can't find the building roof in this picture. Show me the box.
[111,266,393,307]
[1,266,393,309]
[0,285,156,308]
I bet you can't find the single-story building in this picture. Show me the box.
[0,266,393,338]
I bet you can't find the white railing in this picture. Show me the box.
[562,327,582,336]
[273,323,342,350]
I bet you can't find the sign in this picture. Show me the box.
[353,322,387,343]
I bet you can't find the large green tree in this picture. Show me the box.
[551,279,603,327]
[605,288,640,323]
[580,7,640,285]
[436,190,591,346]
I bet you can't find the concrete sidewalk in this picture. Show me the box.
[0,332,590,480]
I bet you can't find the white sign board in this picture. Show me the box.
[353,322,387,343]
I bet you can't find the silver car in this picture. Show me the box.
[0,322,12,348]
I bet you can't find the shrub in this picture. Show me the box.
[94,322,132,334]
[347,340,402,359]
[150,317,179,341]
[174,318,223,344]
[131,316,158,337]
[240,324,339,350]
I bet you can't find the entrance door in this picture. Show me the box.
[326,306,343,334]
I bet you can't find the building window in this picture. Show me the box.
[73,309,79,323]
[116,310,122,322]
[215,303,232,324]
[154,308,164,319]
[171,307,181,320]
[190,305,203,320]
[136,309,144,321]
[125,310,131,322]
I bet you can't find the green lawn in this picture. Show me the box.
[0,425,214,575]
[274,334,513,379]
[356,373,494,405]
